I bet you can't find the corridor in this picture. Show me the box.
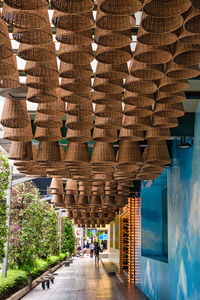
[22,256,120,300]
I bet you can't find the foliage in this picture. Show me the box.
[27,259,49,278]
[47,255,60,266]
[86,229,93,238]
[61,218,76,255]
[59,253,69,260]
[0,153,9,263]
[0,269,27,300]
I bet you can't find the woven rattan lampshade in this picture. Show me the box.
[64,193,76,207]
[78,195,89,206]
[66,128,91,143]
[166,61,200,80]
[34,112,63,128]
[51,0,93,14]
[123,91,155,106]
[64,142,89,164]
[56,28,92,45]
[26,75,59,90]
[191,0,200,9]
[65,114,93,130]
[143,0,190,17]
[154,103,184,118]
[92,91,122,104]
[130,59,164,81]
[58,44,93,65]
[93,77,123,94]
[25,60,58,78]
[9,141,33,160]
[91,142,116,165]
[95,45,132,64]
[1,99,29,128]
[59,62,92,79]
[50,177,63,193]
[0,72,20,89]
[124,104,153,117]
[116,195,127,207]
[5,0,48,9]
[0,56,18,76]
[66,102,92,116]
[156,91,186,104]
[96,10,135,31]
[141,12,183,33]
[178,28,200,44]
[90,194,102,207]
[51,194,64,206]
[146,140,171,166]
[94,27,132,48]
[93,127,118,143]
[123,115,151,131]
[145,128,170,140]
[95,62,129,80]
[36,141,61,163]
[173,44,200,66]
[27,87,57,103]
[118,140,142,165]
[119,128,144,141]
[18,41,56,62]
[184,7,200,34]
[99,0,142,15]
[95,103,121,117]
[61,78,91,98]
[134,42,172,64]
[152,115,178,128]
[103,195,115,207]
[37,99,65,115]
[158,77,189,93]
[34,127,62,142]
[3,121,33,141]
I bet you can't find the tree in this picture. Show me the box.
[0,153,9,262]
[61,218,76,255]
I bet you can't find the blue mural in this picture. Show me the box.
[137,105,200,300]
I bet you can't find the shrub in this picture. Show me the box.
[47,255,60,266]
[26,259,48,278]
[59,253,69,261]
[0,270,27,300]
[61,218,76,255]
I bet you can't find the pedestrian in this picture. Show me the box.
[94,242,101,267]
[89,243,94,257]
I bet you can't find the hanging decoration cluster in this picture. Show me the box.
[1,0,200,227]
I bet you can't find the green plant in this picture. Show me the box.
[47,255,60,266]
[59,253,68,260]
[27,259,49,278]
[0,153,9,262]
[61,218,76,255]
[0,269,27,300]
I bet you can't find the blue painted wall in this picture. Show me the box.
[137,105,200,300]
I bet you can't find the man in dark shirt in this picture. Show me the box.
[94,242,101,267]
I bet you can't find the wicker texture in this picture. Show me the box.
[0,72,20,89]
[123,115,151,131]
[95,45,132,64]
[51,0,93,13]
[191,0,200,9]
[26,75,59,90]
[34,112,63,128]
[184,7,200,34]
[65,142,89,164]
[93,127,118,143]
[99,0,142,15]
[146,140,171,165]
[173,44,200,66]
[3,121,33,141]
[156,91,186,104]
[145,128,170,140]
[123,91,155,106]
[37,99,65,115]
[9,141,33,161]
[66,102,93,116]
[34,127,62,141]
[94,116,122,129]
[158,76,189,93]
[36,141,61,163]
[27,87,58,103]
[24,60,58,78]
[152,115,178,128]
[58,44,93,65]
[178,28,200,44]
[59,62,92,79]
[0,56,17,76]
[95,103,121,117]
[56,28,92,45]
[94,27,132,48]
[93,77,123,94]
[1,99,29,128]
[119,128,144,141]
[66,128,91,143]
[166,61,200,80]
[118,140,142,165]
[124,104,153,117]
[50,177,63,193]
[18,41,56,62]
[143,0,190,17]
[5,0,48,9]
[125,75,158,94]
[95,62,129,80]
[91,142,116,165]
[130,58,164,81]
[154,102,184,118]
[66,114,93,130]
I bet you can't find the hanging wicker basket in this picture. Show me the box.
[184,7,200,34]
[124,104,153,117]
[178,28,200,44]
[156,91,186,104]
[58,43,93,65]
[125,75,157,94]
[5,0,48,10]
[61,90,91,103]
[50,0,93,14]
[123,115,151,131]
[59,61,92,79]
[93,127,118,143]
[145,128,170,140]
[36,141,61,163]
[93,77,123,94]
[173,43,200,66]
[146,140,171,166]
[27,87,58,103]
[158,76,189,93]
[66,128,91,143]
[134,42,172,64]
[95,103,121,118]
[152,115,178,128]
[34,127,62,142]
[65,114,93,130]
[92,91,122,104]
[56,28,92,45]
[0,72,20,89]
[0,56,17,76]
[3,120,33,142]
[1,99,29,128]
[18,41,56,62]
[95,62,128,80]
[65,142,90,165]
[24,59,58,78]
[99,0,142,15]
[60,78,91,96]
[119,127,144,141]
[143,0,190,17]
[66,101,93,116]
[94,27,131,48]
[118,140,142,165]
[94,116,122,129]
[37,98,65,115]
[34,112,63,128]
[95,45,132,64]
[130,58,164,81]
[154,102,184,118]
[123,91,155,107]
[91,141,116,165]
[166,61,200,80]
[191,0,200,9]
[9,141,33,161]
[26,75,59,90]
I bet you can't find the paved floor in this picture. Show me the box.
[22,256,120,300]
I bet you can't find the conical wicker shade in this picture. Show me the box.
[26,75,59,90]
[117,163,139,173]
[66,102,92,116]
[93,173,113,181]
[25,60,58,78]
[3,120,33,141]
[65,142,89,164]
[95,62,129,80]
[61,78,91,97]
[95,45,132,64]
[4,0,48,9]
[137,24,177,46]
[178,28,200,44]
[0,72,20,89]
[90,194,102,207]
[1,99,29,128]
[0,56,18,76]
[142,165,164,173]
[152,115,178,128]
[99,0,142,15]
[36,141,61,163]
[93,127,118,143]
[173,44,200,66]
[124,104,153,117]
[0,28,13,60]
[65,114,93,130]
[64,193,76,207]
[119,128,144,141]
[130,58,164,80]
[18,41,56,62]
[56,28,92,45]
[61,89,91,102]
[146,140,171,165]
[50,177,63,193]
[94,116,122,130]
[52,9,94,30]
[9,141,33,160]
[92,91,122,104]
[103,195,115,207]
[141,12,183,33]
[116,195,127,207]
[118,140,142,165]
[184,7,200,34]
[34,127,62,141]
[59,61,92,79]
[65,179,78,193]
[78,195,89,206]
[145,128,170,140]
[27,87,57,103]
[158,76,189,93]
[91,142,116,165]
[51,194,64,206]
[2,4,47,29]
[58,44,93,65]
[154,102,184,118]
[34,112,63,128]
[166,61,200,80]
[93,77,123,94]
[123,91,155,106]
[95,103,121,117]
[191,0,200,9]
[143,0,190,17]
[123,115,151,131]
[66,128,91,142]
[134,42,172,64]
[94,27,131,48]
[156,91,186,104]
[37,98,65,115]
[51,0,93,14]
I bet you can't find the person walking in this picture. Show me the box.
[94,242,101,267]
[89,243,94,257]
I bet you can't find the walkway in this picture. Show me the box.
[22,256,120,300]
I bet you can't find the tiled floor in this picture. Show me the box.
[22,256,120,300]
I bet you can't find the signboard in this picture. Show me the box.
[75,228,83,238]
[99,233,108,240]
[90,229,97,234]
